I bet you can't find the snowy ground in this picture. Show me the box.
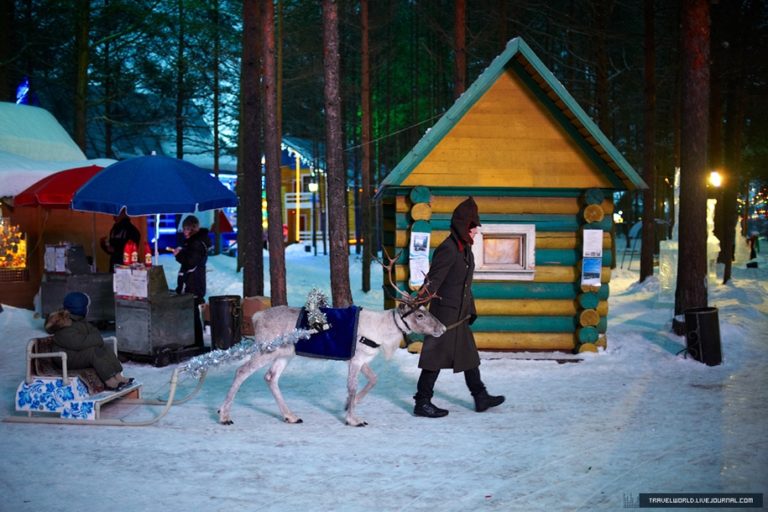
[1,243,766,511]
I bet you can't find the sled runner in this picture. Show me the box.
[4,336,206,427]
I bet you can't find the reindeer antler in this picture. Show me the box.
[374,248,439,308]
[415,277,440,306]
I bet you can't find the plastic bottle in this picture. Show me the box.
[144,242,152,267]
[130,241,139,264]
[122,241,133,265]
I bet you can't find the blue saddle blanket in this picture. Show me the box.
[294,306,361,360]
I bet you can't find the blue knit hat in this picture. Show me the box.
[63,292,90,317]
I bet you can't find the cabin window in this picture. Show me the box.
[472,224,535,281]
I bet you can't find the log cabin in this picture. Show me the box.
[377,38,647,353]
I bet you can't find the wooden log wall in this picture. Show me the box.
[575,188,610,353]
[381,188,614,352]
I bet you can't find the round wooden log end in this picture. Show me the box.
[583,204,605,223]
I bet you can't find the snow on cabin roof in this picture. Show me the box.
[0,103,115,198]
[0,102,86,162]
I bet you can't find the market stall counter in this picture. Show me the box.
[113,264,206,366]
[40,244,114,324]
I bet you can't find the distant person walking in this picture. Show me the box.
[747,232,760,268]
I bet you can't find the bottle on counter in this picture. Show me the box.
[144,242,152,267]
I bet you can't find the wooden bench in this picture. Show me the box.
[16,336,141,420]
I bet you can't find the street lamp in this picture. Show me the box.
[708,170,723,188]
[308,181,318,255]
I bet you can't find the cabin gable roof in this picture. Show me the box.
[380,37,647,192]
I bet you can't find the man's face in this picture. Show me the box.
[469,226,478,240]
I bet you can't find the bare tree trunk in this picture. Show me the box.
[721,0,752,284]
[675,0,710,316]
[175,0,186,159]
[639,0,656,283]
[360,0,372,293]
[262,0,287,306]
[709,0,726,265]
[73,0,89,152]
[453,0,466,99]
[276,0,283,141]
[212,0,222,255]
[240,0,264,297]
[593,0,614,134]
[496,0,508,50]
[323,0,353,307]
[102,0,115,159]
[0,0,15,101]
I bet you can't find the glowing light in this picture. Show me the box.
[708,171,723,188]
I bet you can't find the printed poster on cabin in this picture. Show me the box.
[581,229,603,287]
[408,231,430,290]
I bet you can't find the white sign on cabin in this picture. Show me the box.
[581,229,604,287]
[408,231,431,289]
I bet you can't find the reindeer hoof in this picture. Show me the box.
[284,417,303,424]
[220,420,234,426]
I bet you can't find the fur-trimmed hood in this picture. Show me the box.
[44,309,74,334]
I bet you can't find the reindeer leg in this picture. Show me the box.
[219,353,272,425]
[352,363,378,406]
[264,357,302,424]
[345,360,367,427]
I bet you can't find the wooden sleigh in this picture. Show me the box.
[4,336,206,427]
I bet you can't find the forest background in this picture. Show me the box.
[1,0,767,314]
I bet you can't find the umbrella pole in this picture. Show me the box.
[91,213,97,272]
[154,214,160,265]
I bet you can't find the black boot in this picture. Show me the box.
[465,367,505,412]
[413,369,447,417]
[414,399,449,418]
[473,390,505,412]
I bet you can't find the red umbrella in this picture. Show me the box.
[14,165,104,208]
[14,165,105,269]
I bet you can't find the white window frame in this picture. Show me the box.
[472,223,536,281]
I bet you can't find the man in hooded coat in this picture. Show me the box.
[413,196,505,418]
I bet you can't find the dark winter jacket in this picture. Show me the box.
[102,216,141,270]
[44,309,123,381]
[175,228,211,299]
[418,197,481,373]
[46,309,103,351]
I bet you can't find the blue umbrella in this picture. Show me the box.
[72,155,237,216]
[72,155,238,263]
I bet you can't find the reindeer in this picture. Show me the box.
[217,254,445,427]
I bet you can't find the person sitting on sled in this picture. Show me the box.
[44,291,133,390]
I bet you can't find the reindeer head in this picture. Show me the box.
[375,248,446,337]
